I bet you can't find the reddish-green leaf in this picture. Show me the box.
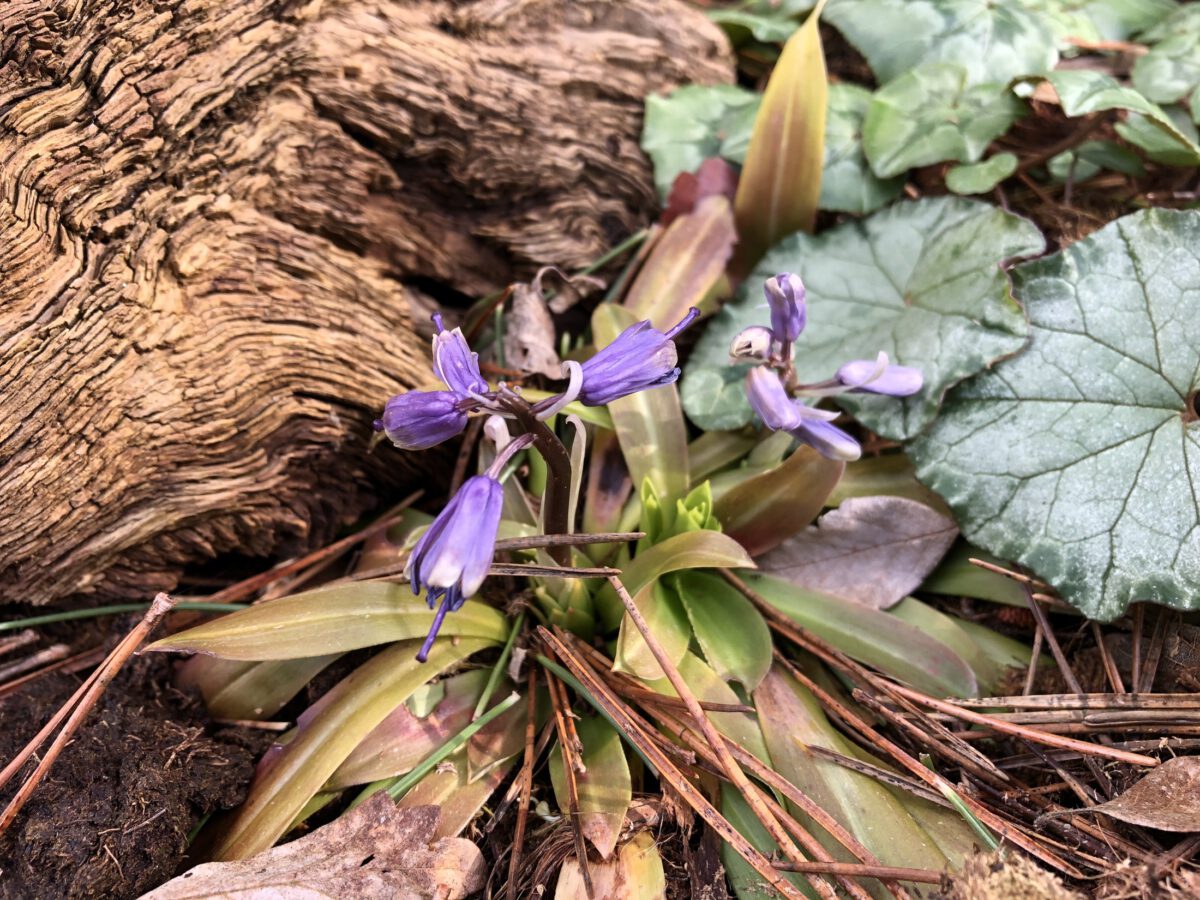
[550,716,633,859]
[624,195,736,326]
[713,445,843,557]
[732,1,829,272]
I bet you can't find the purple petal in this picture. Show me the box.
[579,310,697,406]
[763,273,806,343]
[790,419,861,461]
[837,359,923,397]
[745,367,801,431]
[432,324,487,394]
[380,390,469,450]
[422,476,499,590]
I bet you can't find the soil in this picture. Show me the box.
[0,638,263,899]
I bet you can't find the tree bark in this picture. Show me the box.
[0,0,731,605]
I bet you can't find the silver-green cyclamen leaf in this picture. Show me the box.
[863,64,1024,178]
[683,197,1045,439]
[909,208,1200,621]
[824,0,1058,87]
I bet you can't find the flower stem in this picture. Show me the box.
[497,396,573,565]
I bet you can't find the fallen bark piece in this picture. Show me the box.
[0,0,732,606]
[140,798,485,899]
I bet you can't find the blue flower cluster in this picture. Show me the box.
[734,273,922,461]
[381,309,698,660]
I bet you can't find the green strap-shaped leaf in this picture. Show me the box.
[146,582,510,660]
[684,197,1045,439]
[910,208,1200,621]
[673,571,772,692]
[210,638,493,860]
[549,716,632,860]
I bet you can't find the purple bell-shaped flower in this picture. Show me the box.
[578,308,700,406]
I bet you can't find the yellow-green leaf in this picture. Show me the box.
[595,529,756,632]
[210,638,492,860]
[550,716,633,859]
[733,0,828,272]
[591,304,689,499]
[146,582,510,660]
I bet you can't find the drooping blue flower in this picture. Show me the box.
[744,367,861,462]
[407,474,504,661]
[432,313,488,395]
[376,390,469,450]
[406,433,533,662]
[836,358,923,396]
[763,273,806,344]
[578,308,700,406]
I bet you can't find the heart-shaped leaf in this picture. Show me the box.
[684,197,1045,440]
[946,152,1019,195]
[910,208,1200,621]
[864,64,1024,178]
[641,85,761,197]
[824,0,1058,87]
[822,83,905,213]
[1133,6,1200,104]
[1047,70,1200,165]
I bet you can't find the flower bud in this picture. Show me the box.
[837,358,923,397]
[377,390,468,450]
[578,308,699,406]
[763,273,806,343]
[431,314,488,395]
[730,325,774,361]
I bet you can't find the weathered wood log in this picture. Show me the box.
[0,0,732,605]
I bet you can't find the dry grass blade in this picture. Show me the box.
[547,670,593,899]
[720,569,1086,877]
[646,703,882,900]
[605,575,836,900]
[951,693,1200,710]
[505,668,540,900]
[771,861,943,885]
[879,682,1159,768]
[0,593,177,837]
[493,532,644,551]
[537,628,809,900]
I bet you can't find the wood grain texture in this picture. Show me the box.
[0,0,732,605]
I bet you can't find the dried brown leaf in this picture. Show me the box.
[141,798,485,899]
[505,282,561,378]
[758,496,957,610]
[1087,756,1200,832]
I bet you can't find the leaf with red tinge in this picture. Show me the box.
[1086,757,1200,831]
[759,496,958,610]
[732,0,828,273]
[713,445,844,558]
[662,157,738,226]
[625,195,736,326]
[142,798,485,899]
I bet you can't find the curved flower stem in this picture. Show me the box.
[497,394,573,566]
